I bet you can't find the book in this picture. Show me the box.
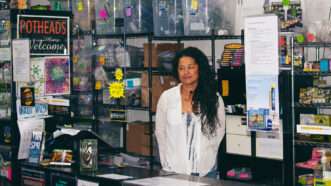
[28,131,44,164]
[80,139,97,171]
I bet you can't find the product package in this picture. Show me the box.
[96,39,130,68]
[125,77,142,107]
[48,0,71,11]
[72,94,93,117]
[80,139,98,171]
[264,1,302,32]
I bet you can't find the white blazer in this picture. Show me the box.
[155,84,226,176]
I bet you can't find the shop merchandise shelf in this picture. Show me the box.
[295,103,331,108]
[294,70,331,76]
[152,34,241,41]
[95,32,151,39]
[71,117,95,123]
[294,42,331,48]
[103,66,151,72]
[295,140,331,148]
[297,124,331,135]
[103,104,149,111]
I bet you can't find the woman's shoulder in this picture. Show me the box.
[160,84,180,98]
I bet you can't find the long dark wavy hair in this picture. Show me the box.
[173,47,220,136]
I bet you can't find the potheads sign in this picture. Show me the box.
[17,14,70,56]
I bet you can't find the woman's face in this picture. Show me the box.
[177,56,199,86]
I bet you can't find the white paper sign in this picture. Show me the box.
[18,118,45,159]
[97,173,133,180]
[77,179,99,186]
[12,39,30,82]
[245,15,279,75]
[123,177,209,186]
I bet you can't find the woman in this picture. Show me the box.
[155,47,225,178]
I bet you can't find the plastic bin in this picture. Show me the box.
[183,0,208,35]
[183,0,227,35]
[124,0,153,34]
[94,0,124,34]
[153,0,184,36]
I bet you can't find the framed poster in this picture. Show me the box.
[15,10,70,56]
[45,56,70,95]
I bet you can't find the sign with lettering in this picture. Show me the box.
[17,14,70,56]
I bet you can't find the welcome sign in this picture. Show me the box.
[17,13,70,56]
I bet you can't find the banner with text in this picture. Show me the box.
[17,14,70,56]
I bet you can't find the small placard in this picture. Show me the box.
[110,109,126,122]
[21,87,35,106]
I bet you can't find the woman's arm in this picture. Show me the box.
[216,96,226,143]
[155,93,169,169]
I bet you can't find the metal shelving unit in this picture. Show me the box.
[291,40,331,185]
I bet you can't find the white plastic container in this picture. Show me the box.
[183,0,209,35]
[153,0,184,36]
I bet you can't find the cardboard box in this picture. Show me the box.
[141,73,177,112]
[143,43,184,68]
[126,122,151,156]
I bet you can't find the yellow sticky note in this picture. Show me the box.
[73,55,79,64]
[191,0,199,10]
[95,81,102,90]
[99,55,105,65]
[222,80,229,97]
[77,0,84,12]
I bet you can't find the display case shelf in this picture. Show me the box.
[295,103,331,108]
[295,140,331,148]
[294,42,331,48]
[152,34,241,41]
[294,71,331,76]
[103,66,151,72]
[95,33,151,39]
[297,124,331,135]
[103,104,149,111]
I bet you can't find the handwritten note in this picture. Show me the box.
[12,39,30,82]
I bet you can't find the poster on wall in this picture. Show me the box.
[246,75,280,131]
[45,57,70,95]
[16,12,70,56]
[31,57,46,97]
